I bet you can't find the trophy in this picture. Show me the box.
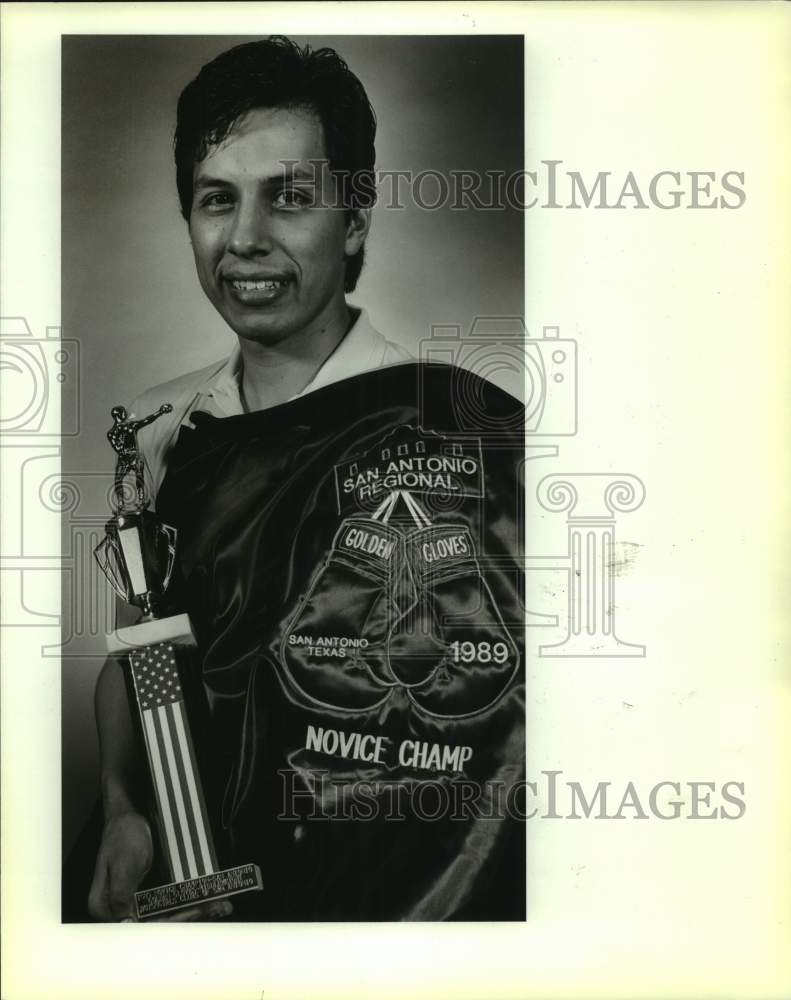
[94,404,263,919]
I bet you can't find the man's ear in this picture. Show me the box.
[344,208,372,257]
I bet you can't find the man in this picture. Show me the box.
[86,36,525,922]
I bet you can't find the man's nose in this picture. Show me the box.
[227,200,273,256]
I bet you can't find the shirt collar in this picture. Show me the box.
[201,307,388,415]
[294,308,387,398]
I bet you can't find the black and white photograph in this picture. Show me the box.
[59,31,526,924]
[2,3,789,999]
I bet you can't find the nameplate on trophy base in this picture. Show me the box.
[135,863,264,919]
[106,612,196,654]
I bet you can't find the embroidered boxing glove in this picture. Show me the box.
[395,523,520,717]
[279,516,404,710]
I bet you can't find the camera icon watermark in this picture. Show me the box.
[418,317,578,439]
[0,317,80,435]
[416,315,645,658]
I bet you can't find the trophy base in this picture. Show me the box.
[134,863,263,919]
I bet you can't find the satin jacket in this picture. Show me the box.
[155,362,526,921]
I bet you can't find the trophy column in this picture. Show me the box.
[129,640,218,884]
[109,626,262,919]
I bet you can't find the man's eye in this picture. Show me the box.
[201,192,234,210]
[272,189,312,209]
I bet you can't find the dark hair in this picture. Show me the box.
[175,36,377,292]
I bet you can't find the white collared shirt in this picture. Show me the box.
[127,308,411,500]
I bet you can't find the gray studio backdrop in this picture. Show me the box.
[61,34,524,856]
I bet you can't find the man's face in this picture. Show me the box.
[188,106,368,345]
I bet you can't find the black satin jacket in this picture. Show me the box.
[155,362,525,921]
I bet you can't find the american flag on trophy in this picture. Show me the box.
[128,642,218,883]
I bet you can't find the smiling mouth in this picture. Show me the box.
[230,278,289,291]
